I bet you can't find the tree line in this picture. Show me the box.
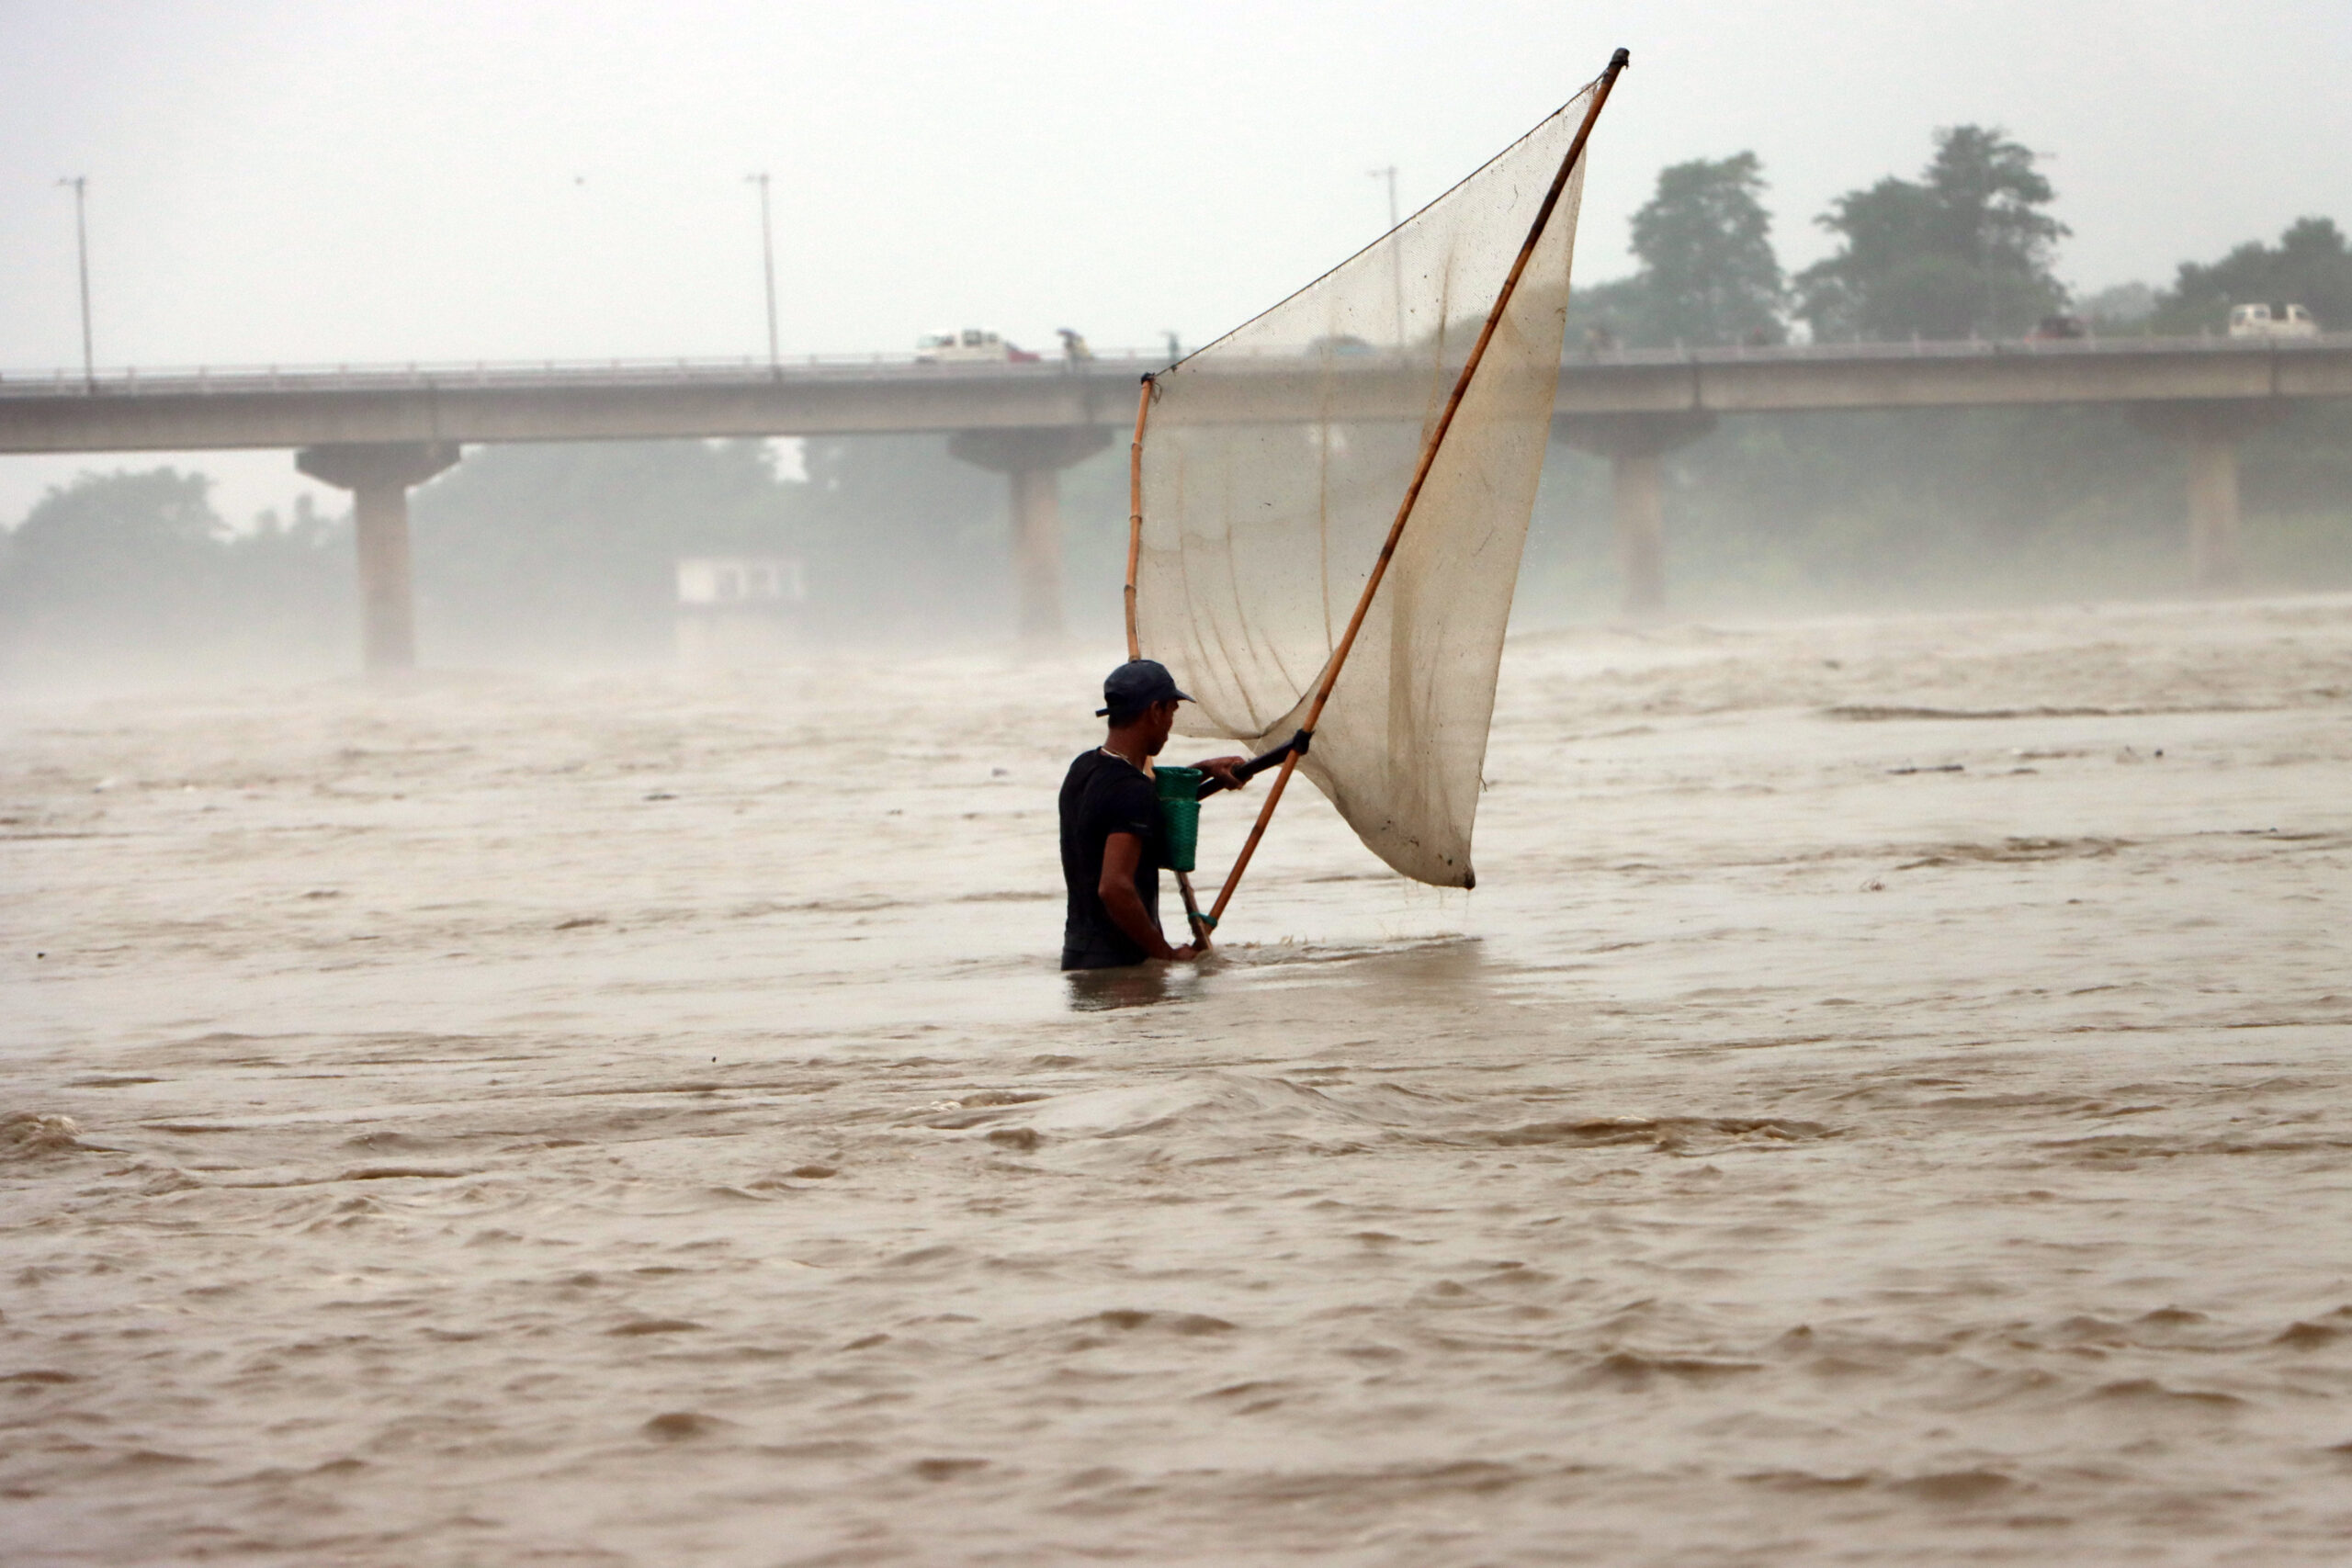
[1541,126,2349,615]
[1573,125,2352,347]
[0,435,1034,682]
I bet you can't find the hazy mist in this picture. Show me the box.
[3,0,2349,682]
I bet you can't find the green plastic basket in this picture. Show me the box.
[1152,765,1204,873]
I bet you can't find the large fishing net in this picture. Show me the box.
[1136,88,1593,887]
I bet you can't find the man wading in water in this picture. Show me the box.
[1059,660,1250,969]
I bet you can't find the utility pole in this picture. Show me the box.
[1369,164,1400,231]
[749,171,779,370]
[58,175,93,389]
[1369,164,1403,346]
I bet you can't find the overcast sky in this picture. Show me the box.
[4,0,2347,523]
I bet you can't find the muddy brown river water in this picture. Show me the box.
[5,597,2351,1564]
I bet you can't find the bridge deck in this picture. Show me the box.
[2,335,2348,455]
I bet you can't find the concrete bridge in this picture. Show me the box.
[5,333,2348,668]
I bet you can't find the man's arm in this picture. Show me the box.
[1100,831,1196,962]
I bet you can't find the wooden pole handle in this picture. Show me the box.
[1174,868,1213,949]
[1124,375,1153,661]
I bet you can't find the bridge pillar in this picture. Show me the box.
[2185,434,2242,590]
[1552,412,1716,616]
[947,426,1113,647]
[295,442,461,673]
[2130,401,2283,593]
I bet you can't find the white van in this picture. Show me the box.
[2227,302,2321,338]
[914,329,1042,364]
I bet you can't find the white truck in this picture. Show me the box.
[2227,302,2321,338]
[914,329,1041,364]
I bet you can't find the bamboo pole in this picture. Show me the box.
[1173,864,1211,950]
[1207,47,1630,927]
[1125,371,1213,950]
[1125,376,1152,661]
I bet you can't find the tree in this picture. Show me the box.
[405,434,1032,660]
[3,468,220,589]
[1627,152,1784,345]
[2152,216,2352,333]
[1568,152,1784,349]
[2077,281,2156,331]
[1564,275,1649,352]
[791,434,1013,638]
[0,468,355,684]
[1795,125,2068,342]
[0,468,228,656]
[410,438,806,661]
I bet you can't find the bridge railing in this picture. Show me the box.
[1573,331,2352,364]
[4,333,2349,398]
[0,349,1182,398]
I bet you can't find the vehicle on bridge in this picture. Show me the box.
[2229,302,2321,339]
[915,329,1042,365]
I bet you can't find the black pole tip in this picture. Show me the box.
[1611,47,1631,70]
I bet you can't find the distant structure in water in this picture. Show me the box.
[675,556,806,667]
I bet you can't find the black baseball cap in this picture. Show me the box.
[1096,659,1193,716]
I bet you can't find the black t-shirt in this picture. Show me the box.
[1059,749,1164,969]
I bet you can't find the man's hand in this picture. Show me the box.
[1169,944,1201,962]
[1196,754,1250,792]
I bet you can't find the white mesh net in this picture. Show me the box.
[1136,88,1593,888]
